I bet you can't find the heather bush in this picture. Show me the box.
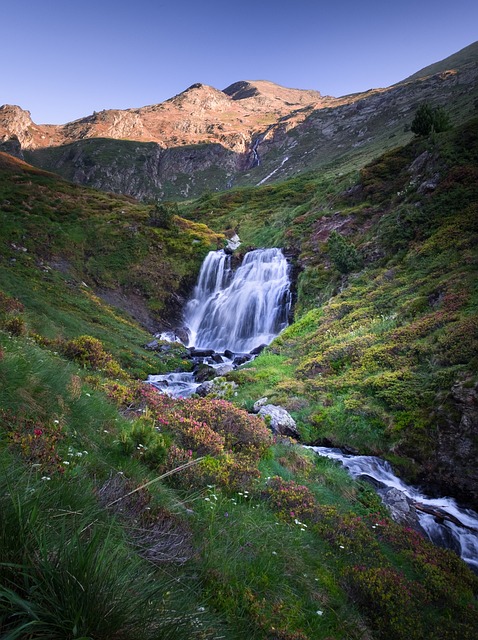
[345,565,426,640]
[173,415,226,456]
[3,314,26,336]
[62,335,128,378]
[192,452,262,492]
[1,409,65,475]
[263,476,318,522]
[180,397,272,455]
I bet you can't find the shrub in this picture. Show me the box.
[346,565,426,639]
[3,314,26,336]
[0,290,24,314]
[1,409,65,475]
[411,103,450,136]
[62,335,127,378]
[327,231,362,274]
[118,416,171,468]
[263,476,318,522]
[180,398,272,455]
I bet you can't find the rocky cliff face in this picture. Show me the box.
[1,44,478,200]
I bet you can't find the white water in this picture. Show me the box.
[147,371,199,398]
[311,447,478,571]
[184,248,291,353]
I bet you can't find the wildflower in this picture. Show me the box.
[224,512,229,517]
[41,476,51,481]
[339,545,345,549]
[86,393,91,397]
[33,428,43,437]
[197,606,205,612]
[53,420,59,424]
[204,497,211,502]
[316,610,324,616]
[272,551,277,555]
[63,461,70,465]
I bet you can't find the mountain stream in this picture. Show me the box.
[311,447,478,572]
[147,246,478,571]
[147,247,291,397]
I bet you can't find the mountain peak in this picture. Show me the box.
[223,79,322,110]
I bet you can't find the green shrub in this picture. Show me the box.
[327,231,362,274]
[263,476,318,522]
[118,416,171,468]
[3,315,26,336]
[63,335,127,378]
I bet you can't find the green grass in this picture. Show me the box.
[1,114,478,639]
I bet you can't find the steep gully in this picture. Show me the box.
[147,247,478,571]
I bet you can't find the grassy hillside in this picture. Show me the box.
[190,118,478,505]
[0,152,223,375]
[401,40,478,83]
[1,125,478,639]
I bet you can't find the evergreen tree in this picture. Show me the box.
[411,103,435,136]
[411,103,451,136]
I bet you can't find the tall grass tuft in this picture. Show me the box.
[0,454,207,640]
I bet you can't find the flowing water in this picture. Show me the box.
[146,248,478,570]
[311,447,478,572]
[147,247,291,397]
[184,247,291,353]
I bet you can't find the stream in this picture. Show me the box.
[147,246,478,571]
[311,447,478,572]
[147,247,291,397]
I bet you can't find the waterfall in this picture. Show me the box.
[310,447,478,572]
[184,248,291,353]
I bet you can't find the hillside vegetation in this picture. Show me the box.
[0,119,478,639]
[186,118,478,505]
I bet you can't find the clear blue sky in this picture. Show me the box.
[2,0,477,124]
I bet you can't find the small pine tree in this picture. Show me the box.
[411,103,450,136]
[148,202,178,229]
[411,103,435,136]
[431,105,451,133]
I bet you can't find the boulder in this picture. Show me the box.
[213,364,234,377]
[195,380,215,397]
[256,403,300,439]
[378,487,421,530]
[252,397,269,412]
[250,343,267,355]
[195,377,238,399]
[189,348,215,358]
[144,339,160,351]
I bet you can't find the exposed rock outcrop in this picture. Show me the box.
[434,380,478,507]
[1,41,477,201]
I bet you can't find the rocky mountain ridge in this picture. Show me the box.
[1,42,478,200]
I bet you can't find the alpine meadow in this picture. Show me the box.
[1,39,478,640]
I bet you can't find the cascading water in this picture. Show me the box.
[310,447,478,572]
[184,247,291,353]
[147,247,291,397]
